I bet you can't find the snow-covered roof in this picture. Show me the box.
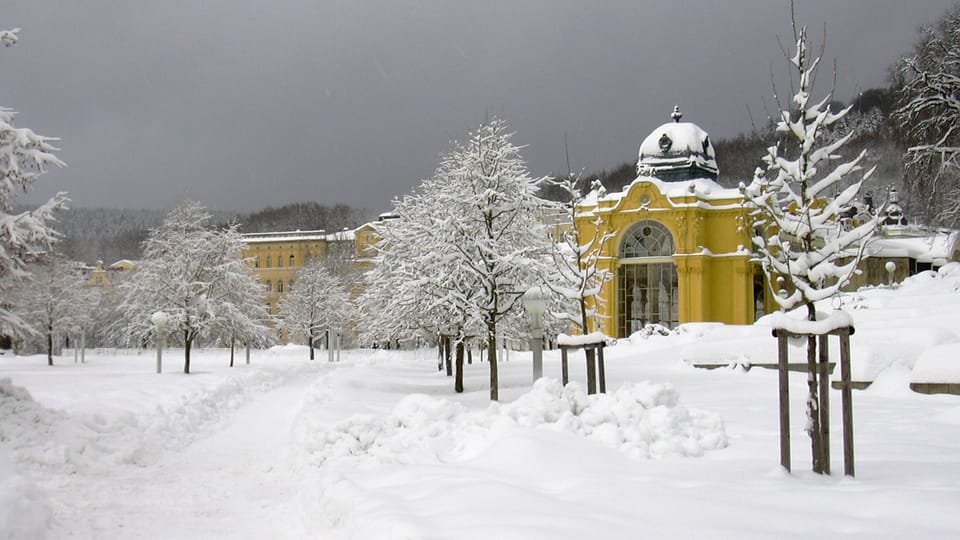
[591,177,743,209]
[867,227,960,263]
[242,229,355,243]
[108,260,137,270]
[638,116,718,180]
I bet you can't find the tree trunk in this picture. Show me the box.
[455,339,465,393]
[467,346,472,365]
[229,337,235,367]
[488,327,499,401]
[444,335,453,377]
[184,330,192,374]
[804,301,824,473]
[437,338,444,371]
[309,329,315,360]
[46,325,53,366]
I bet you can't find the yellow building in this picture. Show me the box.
[241,230,354,315]
[575,111,756,337]
[85,259,137,288]
[578,109,960,338]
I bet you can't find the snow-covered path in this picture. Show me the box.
[48,367,326,539]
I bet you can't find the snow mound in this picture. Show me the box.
[300,378,727,467]
[0,377,84,474]
[0,446,50,539]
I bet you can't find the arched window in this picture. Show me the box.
[617,220,678,336]
[620,221,674,258]
[289,255,295,267]
[277,255,283,268]
[253,256,260,268]
[277,280,284,293]
[265,280,272,292]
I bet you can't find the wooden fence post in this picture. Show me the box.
[585,349,597,394]
[597,345,606,393]
[840,328,855,477]
[561,348,569,386]
[818,334,831,475]
[777,330,791,473]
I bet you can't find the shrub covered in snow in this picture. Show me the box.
[298,378,727,467]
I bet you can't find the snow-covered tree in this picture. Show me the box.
[276,258,351,360]
[742,13,878,474]
[207,226,275,366]
[743,25,878,321]
[544,174,614,381]
[894,5,960,227]
[362,118,552,400]
[0,27,67,338]
[548,176,613,334]
[10,254,98,365]
[118,201,269,374]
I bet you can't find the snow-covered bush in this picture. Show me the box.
[297,378,727,467]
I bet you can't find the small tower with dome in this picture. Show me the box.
[637,107,719,182]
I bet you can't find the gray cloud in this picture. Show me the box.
[3,0,955,213]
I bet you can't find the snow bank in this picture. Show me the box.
[0,442,50,540]
[911,343,960,383]
[298,378,726,467]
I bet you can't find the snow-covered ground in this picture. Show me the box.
[3,269,960,539]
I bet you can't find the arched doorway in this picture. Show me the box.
[617,220,678,337]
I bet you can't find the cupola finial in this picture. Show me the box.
[671,105,683,122]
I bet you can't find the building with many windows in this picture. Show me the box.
[240,229,356,315]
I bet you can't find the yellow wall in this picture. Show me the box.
[576,179,755,337]
[241,232,348,315]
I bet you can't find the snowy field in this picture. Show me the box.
[3,269,960,539]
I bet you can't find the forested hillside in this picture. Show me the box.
[234,203,371,234]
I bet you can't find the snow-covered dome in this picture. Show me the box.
[638,107,719,182]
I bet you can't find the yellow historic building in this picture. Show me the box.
[240,229,355,315]
[578,109,960,338]
[576,109,756,337]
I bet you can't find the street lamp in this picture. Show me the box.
[522,285,550,382]
[885,261,897,287]
[151,311,169,374]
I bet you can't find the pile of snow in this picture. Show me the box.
[0,381,51,540]
[297,378,726,467]
[911,343,960,384]
[0,447,49,540]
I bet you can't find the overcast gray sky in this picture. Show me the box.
[3,0,956,213]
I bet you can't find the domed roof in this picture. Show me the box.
[638,107,719,181]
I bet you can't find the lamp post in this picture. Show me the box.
[151,311,169,374]
[522,286,549,383]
